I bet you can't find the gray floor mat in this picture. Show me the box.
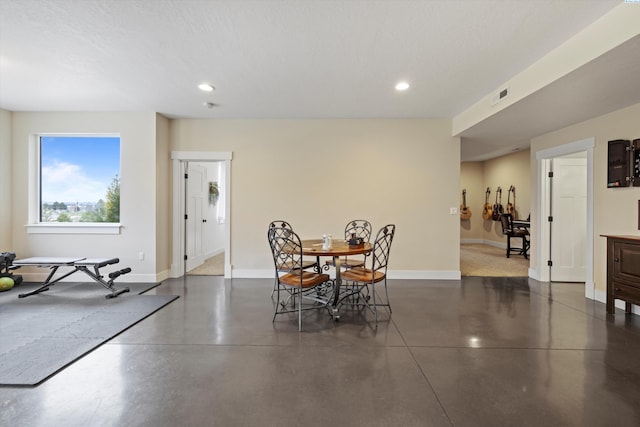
[0,292,178,386]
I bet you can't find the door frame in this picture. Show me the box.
[171,151,232,278]
[535,137,594,298]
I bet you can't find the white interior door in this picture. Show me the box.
[186,163,206,271]
[550,156,587,282]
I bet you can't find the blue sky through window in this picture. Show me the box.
[40,136,120,204]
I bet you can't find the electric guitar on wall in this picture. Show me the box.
[492,186,503,221]
[506,185,516,216]
[460,189,472,220]
[482,187,492,220]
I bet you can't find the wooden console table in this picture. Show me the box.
[603,235,640,314]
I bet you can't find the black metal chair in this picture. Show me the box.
[326,219,372,270]
[340,224,395,323]
[499,213,529,259]
[268,220,318,296]
[268,225,332,331]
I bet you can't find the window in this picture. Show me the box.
[38,135,120,224]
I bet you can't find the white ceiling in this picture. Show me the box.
[1,0,637,160]
[459,33,640,161]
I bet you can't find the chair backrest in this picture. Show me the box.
[499,213,513,235]
[268,221,292,270]
[344,220,372,242]
[267,226,303,274]
[268,220,294,231]
[370,224,395,273]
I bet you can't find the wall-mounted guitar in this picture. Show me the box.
[460,189,472,220]
[491,186,504,221]
[506,185,516,216]
[482,187,492,220]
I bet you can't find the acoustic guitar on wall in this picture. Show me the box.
[492,186,503,221]
[506,185,516,216]
[482,187,492,220]
[460,189,472,220]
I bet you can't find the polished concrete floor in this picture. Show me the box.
[2,276,640,426]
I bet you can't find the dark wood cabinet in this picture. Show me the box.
[604,235,640,314]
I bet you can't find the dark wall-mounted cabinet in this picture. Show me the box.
[633,139,640,184]
[608,139,640,187]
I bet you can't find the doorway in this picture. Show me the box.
[171,151,232,279]
[459,159,531,278]
[185,161,226,276]
[536,138,594,299]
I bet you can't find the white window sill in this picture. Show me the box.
[25,223,122,235]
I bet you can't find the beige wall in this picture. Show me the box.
[460,161,483,241]
[0,109,11,250]
[156,114,171,277]
[4,102,638,285]
[530,102,640,296]
[483,149,531,244]
[170,118,461,278]
[461,149,531,245]
[10,112,160,282]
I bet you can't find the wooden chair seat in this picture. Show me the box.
[341,266,385,284]
[280,271,330,288]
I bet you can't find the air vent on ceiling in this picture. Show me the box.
[490,85,509,106]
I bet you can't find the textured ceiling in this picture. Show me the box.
[0,0,634,160]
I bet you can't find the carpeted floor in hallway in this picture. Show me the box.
[187,253,224,276]
[460,243,529,277]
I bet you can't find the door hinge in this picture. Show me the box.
[184,214,188,220]
[548,216,553,222]
[184,255,188,261]
[548,171,553,178]
[547,260,553,267]
[184,173,188,179]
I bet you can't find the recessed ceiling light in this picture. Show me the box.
[395,81,410,91]
[198,83,215,92]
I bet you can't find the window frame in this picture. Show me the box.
[26,133,122,235]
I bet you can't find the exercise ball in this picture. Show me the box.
[0,276,14,291]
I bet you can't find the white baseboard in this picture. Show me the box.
[461,239,506,249]
[460,238,484,244]
[231,269,272,279]
[155,269,171,283]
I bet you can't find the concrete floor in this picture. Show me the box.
[1,276,640,426]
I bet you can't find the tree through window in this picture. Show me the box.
[39,135,121,223]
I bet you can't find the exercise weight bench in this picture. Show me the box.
[13,257,131,299]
